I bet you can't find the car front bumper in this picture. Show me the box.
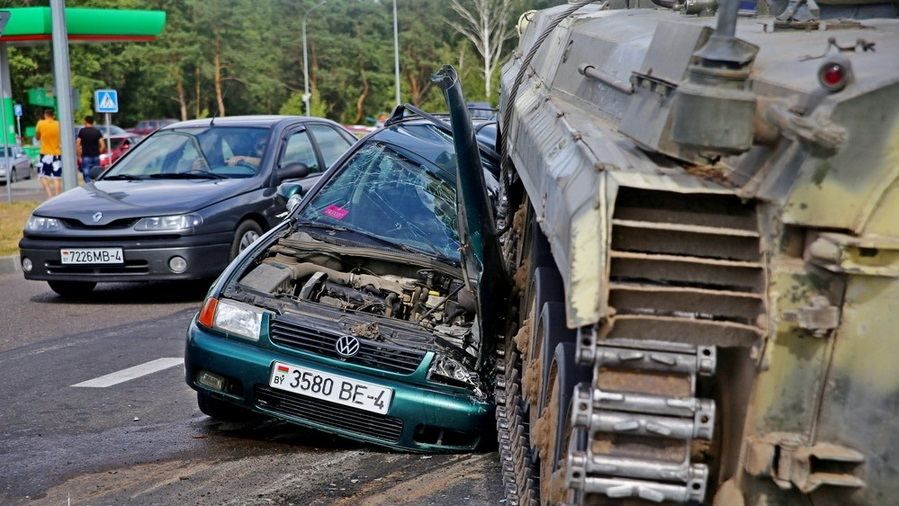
[19,234,231,282]
[185,319,493,452]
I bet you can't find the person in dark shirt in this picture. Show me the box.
[76,116,106,183]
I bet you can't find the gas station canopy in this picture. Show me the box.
[0,7,165,44]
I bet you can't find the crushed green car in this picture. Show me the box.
[185,111,500,452]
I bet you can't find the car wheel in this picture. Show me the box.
[47,280,96,297]
[197,392,255,422]
[9,168,16,183]
[230,220,263,260]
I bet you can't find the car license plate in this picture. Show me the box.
[269,362,393,415]
[60,248,124,264]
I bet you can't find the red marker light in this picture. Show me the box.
[819,63,847,92]
[198,297,218,328]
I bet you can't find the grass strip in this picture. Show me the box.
[0,200,38,256]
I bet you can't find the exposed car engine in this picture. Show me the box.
[233,231,478,356]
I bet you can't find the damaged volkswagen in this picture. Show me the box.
[185,106,499,452]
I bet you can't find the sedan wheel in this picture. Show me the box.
[240,229,260,251]
[229,220,264,260]
[9,168,16,183]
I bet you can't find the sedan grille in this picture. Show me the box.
[270,317,425,375]
[60,217,140,229]
[45,259,150,276]
[255,386,404,443]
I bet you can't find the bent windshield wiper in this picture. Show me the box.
[293,219,348,232]
[295,218,445,259]
[148,171,226,180]
[102,174,144,181]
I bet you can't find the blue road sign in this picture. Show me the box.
[95,89,119,113]
[13,104,22,117]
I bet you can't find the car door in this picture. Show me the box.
[307,123,355,171]
[276,126,323,194]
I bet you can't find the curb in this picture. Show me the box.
[0,254,21,275]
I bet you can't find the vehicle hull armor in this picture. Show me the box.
[495,2,899,504]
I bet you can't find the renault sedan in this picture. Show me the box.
[20,116,355,297]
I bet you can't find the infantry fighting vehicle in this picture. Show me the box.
[449,0,898,503]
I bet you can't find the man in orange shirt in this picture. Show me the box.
[35,108,62,197]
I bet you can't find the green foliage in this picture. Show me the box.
[1,0,561,126]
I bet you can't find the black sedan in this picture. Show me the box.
[19,115,356,297]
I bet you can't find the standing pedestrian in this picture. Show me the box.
[35,108,62,198]
[76,115,105,183]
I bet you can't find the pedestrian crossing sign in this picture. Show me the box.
[95,89,119,113]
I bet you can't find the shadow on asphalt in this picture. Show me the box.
[193,414,499,456]
[193,417,377,454]
[30,280,212,305]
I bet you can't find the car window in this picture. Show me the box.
[281,130,319,173]
[309,124,352,168]
[298,143,459,261]
[103,126,270,179]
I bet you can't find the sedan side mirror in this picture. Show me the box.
[279,162,309,181]
[89,165,105,181]
[276,181,305,207]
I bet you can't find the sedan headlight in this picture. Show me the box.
[25,215,62,233]
[427,354,484,398]
[197,297,265,342]
[134,214,203,231]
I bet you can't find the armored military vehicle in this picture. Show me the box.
[474,0,899,503]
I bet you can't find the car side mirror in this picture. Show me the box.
[276,181,305,209]
[89,165,105,181]
[279,162,309,181]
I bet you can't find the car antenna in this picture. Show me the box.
[210,112,216,126]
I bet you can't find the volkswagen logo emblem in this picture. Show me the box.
[92,211,103,223]
[335,335,360,358]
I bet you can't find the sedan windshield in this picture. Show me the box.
[297,143,460,262]
[103,126,269,179]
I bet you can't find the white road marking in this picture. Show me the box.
[71,357,184,388]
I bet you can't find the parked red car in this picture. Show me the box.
[100,133,141,168]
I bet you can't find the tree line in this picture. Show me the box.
[3,0,561,128]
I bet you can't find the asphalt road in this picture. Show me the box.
[0,274,503,505]
[2,173,48,203]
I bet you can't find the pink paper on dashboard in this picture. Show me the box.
[323,204,349,220]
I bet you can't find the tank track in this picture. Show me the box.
[562,337,717,504]
[496,339,540,506]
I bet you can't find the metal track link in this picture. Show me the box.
[496,345,540,506]
[565,341,717,503]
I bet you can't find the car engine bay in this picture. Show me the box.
[226,229,481,362]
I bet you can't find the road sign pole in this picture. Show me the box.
[50,0,78,192]
[104,112,110,167]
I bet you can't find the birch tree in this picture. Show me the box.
[448,0,515,100]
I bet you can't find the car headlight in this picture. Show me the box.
[197,297,265,342]
[25,215,62,233]
[427,354,484,398]
[134,214,203,231]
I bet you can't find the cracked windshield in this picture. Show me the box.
[104,127,270,179]
[298,143,460,262]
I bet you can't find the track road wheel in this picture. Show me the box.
[197,392,255,422]
[48,280,96,298]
